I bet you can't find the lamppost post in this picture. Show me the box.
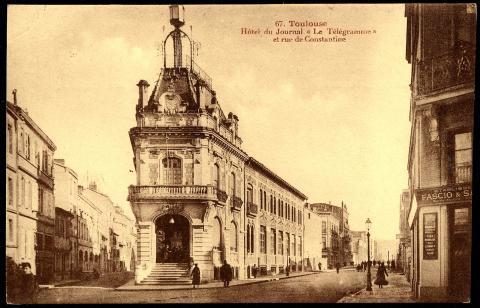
[365,218,372,292]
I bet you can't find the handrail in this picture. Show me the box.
[186,55,213,89]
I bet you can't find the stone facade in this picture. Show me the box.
[350,230,368,266]
[6,99,57,284]
[396,189,411,278]
[405,3,474,301]
[128,6,307,284]
[306,202,351,269]
[53,160,136,280]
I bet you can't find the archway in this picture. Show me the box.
[155,214,190,263]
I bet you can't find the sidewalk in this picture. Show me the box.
[337,272,416,303]
[116,270,319,291]
[39,279,82,289]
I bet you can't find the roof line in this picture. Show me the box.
[246,157,307,200]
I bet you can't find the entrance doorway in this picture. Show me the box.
[449,206,471,301]
[155,214,190,263]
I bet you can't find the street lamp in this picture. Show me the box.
[365,218,372,292]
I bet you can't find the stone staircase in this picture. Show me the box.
[139,263,192,285]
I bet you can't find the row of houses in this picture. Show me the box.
[6,98,136,283]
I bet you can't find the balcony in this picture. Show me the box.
[37,168,54,189]
[128,185,218,202]
[455,165,472,184]
[417,46,475,96]
[247,202,258,216]
[231,196,243,211]
[217,189,228,203]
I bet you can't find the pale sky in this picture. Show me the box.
[7,4,411,240]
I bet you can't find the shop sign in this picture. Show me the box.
[416,184,471,205]
[423,213,438,260]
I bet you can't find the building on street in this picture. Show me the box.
[350,230,368,266]
[396,189,412,278]
[6,94,57,284]
[405,3,474,301]
[305,202,352,269]
[128,5,307,284]
[53,159,78,281]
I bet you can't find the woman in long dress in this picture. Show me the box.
[191,264,201,288]
[374,262,389,288]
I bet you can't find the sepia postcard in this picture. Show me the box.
[5,3,475,304]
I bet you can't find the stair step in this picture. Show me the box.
[139,282,192,285]
[144,277,191,281]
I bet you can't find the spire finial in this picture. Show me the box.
[12,89,17,105]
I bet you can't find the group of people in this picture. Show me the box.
[6,261,38,304]
[357,259,396,272]
[190,259,234,289]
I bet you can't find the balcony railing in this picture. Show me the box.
[37,168,54,189]
[247,202,258,216]
[417,46,475,96]
[217,189,228,203]
[231,196,243,211]
[128,185,217,201]
[456,165,472,184]
[186,55,212,89]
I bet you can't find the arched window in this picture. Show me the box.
[230,221,238,252]
[212,217,222,250]
[213,164,220,189]
[162,157,182,185]
[229,173,236,197]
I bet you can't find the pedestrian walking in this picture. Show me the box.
[335,262,340,274]
[286,264,290,276]
[318,262,322,271]
[373,260,376,268]
[191,263,200,288]
[220,260,233,287]
[391,260,396,271]
[252,264,258,278]
[374,262,389,288]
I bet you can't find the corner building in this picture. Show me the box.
[405,4,474,301]
[128,6,307,283]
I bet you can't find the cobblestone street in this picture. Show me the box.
[36,270,366,303]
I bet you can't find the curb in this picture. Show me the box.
[114,272,320,291]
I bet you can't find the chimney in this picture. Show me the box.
[136,80,150,111]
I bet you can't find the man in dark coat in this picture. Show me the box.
[20,263,38,304]
[252,264,258,278]
[335,262,340,274]
[220,260,233,287]
[191,263,200,288]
